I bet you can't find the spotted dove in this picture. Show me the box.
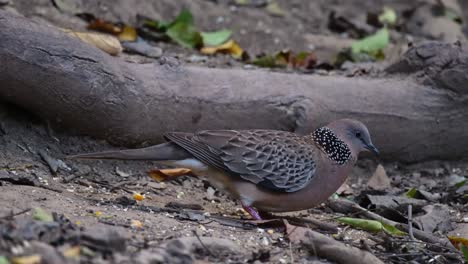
[69,119,378,220]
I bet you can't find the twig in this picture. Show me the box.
[98,219,131,228]
[289,241,294,263]
[282,215,339,233]
[62,174,80,183]
[285,220,385,264]
[192,230,214,257]
[375,252,424,257]
[0,208,31,219]
[408,204,415,241]
[39,184,63,193]
[327,198,457,252]
[391,239,458,252]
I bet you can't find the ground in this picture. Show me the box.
[0,0,467,263]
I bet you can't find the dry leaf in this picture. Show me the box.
[63,29,122,55]
[448,236,468,249]
[118,25,138,42]
[367,164,391,190]
[87,19,122,34]
[11,255,41,264]
[148,168,192,182]
[200,39,245,59]
[131,219,143,229]
[336,182,353,195]
[62,246,81,258]
[132,192,144,201]
[285,220,310,243]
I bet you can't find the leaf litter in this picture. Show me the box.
[1,1,468,263]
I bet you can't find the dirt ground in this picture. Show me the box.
[0,0,467,263]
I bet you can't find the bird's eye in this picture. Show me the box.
[355,132,361,138]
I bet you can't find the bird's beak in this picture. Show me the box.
[365,143,379,156]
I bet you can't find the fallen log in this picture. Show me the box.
[0,10,467,162]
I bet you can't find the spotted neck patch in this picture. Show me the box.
[312,127,351,165]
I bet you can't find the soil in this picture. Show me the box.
[0,0,467,263]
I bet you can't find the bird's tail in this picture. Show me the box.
[66,142,191,161]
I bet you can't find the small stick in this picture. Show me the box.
[408,204,415,241]
[0,208,31,219]
[192,230,214,257]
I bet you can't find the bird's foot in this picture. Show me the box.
[242,204,263,220]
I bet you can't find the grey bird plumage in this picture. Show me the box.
[68,119,378,220]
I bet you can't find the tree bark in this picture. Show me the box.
[0,10,467,162]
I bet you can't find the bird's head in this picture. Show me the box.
[327,119,378,157]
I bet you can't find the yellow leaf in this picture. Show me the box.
[11,255,41,264]
[132,192,144,201]
[448,236,468,249]
[200,39,245,59]
[148,168,192,182]
[94,211,102,217]
[131,219,143,229]
[62,29,122,56]
[266,1,286,17]
[62,246,80,258]
[118,25,137,42]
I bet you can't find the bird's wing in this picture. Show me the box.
[164,130,317,192]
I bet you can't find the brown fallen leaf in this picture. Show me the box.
[285,220,310,243]
[367,164,391,190]
[87,18,137,42]
[336,182,354,195]
[448,236,468,249]
[148,168,193,182]
[62,29,122,56]
[200,39,245,59]
[252,50,316,69]
[87,18,122,34]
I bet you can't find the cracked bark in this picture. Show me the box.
[0,10,467,162]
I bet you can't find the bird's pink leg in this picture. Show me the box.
[242,204,263,220]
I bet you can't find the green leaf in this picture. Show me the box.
[337,217,405,236]
[338,217,382,232]
[461,244,468,263]
[144,20,168,32]
[378,7,397,25]
[167,22,202,49]
[164,9,203,49]
[405,187,417,198]
[252,55,278,68]
[144,9,193,32]
[32,207,53,222]
[455,179,467,188]
[201,29,232,46]
[351,27,389,61]
[382,223,406,236]
[171,9,194,26]
[0,256,9,264]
